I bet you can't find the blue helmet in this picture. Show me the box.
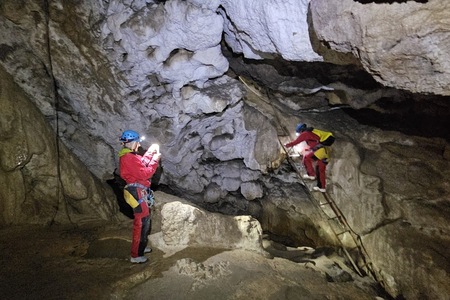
[295,123,307,133]
[120,130,140,143]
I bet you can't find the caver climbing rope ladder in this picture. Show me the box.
[277,121,386,289]
[237,75,385,288]
[239,76,385,285]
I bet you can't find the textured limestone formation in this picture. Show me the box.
[101,0,228,98]
[0,66,118,225]
[328,119,450,299]
[160,201,265,254]
[0,0,282,205]
[154,76,282,204]
[310,0,450,95]
[220,0,322,61]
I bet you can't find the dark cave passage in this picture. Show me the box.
[342,95,450,142]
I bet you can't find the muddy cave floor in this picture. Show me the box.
[0,216,384,300]
[0,219,224,300]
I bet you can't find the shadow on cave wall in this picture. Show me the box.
[222,42,384,92]
[106,171,134,219]
[343,95,450,142]
[224,46,449,143]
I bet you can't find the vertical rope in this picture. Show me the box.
[43,0,73,225]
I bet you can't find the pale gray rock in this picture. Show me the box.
[102,0,227,98]
[187,0,221,10]
[0,0,231,180]
[159,80,282,201]
[0,1,58,117]
[160,201,266,254]
[310,0,450,95]
[203,183,226,203]
[213,160,242,179]
[331,142,386,232]
[174,257,232,291]
[180,75,241,116]
[240,167,261,182]
[214,176,241,192]
[220,0,323,62]
[325,120,450,299]
[240,181,264,200]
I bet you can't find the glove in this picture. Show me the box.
[152,153,161,161]
[148,143,159,154]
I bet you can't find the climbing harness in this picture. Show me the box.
[125,183,155,207]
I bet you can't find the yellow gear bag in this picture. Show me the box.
[312,129,333,143]
[124,189,139,208]
[314,147,330,161]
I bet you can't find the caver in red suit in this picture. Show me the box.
[285,129,321,178]
[119,130,160,263]
[284,123,334,191]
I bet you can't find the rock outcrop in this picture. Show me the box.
[329,125,450,299]
[160,201,266,254]
[220,0,322,62]
[310,0,450,95]
[0,66,118,225]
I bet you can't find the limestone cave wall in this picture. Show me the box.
[0,0,449,299]
[0,66,118,225]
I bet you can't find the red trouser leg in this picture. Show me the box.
[138,213,151,256]
[303,151,316,176]
[316,159,327,188]
[131,202,149,258]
